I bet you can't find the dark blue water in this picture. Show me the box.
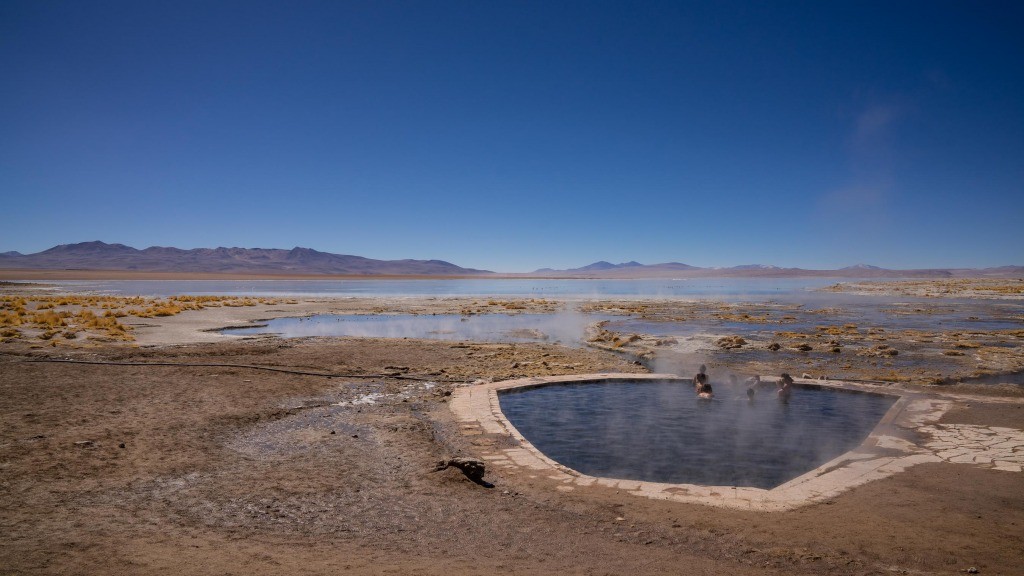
[498,380,897,489]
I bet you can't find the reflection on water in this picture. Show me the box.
[499,380,897,489]
[226,313,607,347]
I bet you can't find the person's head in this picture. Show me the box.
[746,387,755,399]
[695,373,707,384]
[699,364,707,374]
[780,373,793,385]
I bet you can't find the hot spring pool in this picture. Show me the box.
[498,379,897,489]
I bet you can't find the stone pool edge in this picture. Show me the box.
[449,373,954,511]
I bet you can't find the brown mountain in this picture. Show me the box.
[0,241,490,276]
[2,243,1021,278]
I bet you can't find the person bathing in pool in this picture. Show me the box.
[693,365,713,398]
[777,373,794,401]
[693,365,707,392]
[744,374,761,400]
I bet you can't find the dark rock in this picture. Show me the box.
[118,442,126,449]
[434,457,487,483]
[767,343,781,351]
[792,344,813,352]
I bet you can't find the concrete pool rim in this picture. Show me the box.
[450,373,959,511]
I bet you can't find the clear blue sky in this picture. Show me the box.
[2,1,1022,272]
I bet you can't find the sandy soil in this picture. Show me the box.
[2,287,1023,575]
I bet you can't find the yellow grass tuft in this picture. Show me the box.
[31,310,66,328]
[0,311,23,327]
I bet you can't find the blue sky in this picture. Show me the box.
[2,1,1022,272]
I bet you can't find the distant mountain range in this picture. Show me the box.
[527,260,1024,279]
[0,241,490,276]
[0,242,1021,278]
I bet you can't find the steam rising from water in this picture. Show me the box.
[499,380,896,489]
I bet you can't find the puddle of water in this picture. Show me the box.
[225,313,608,347]
[499,380,896,489]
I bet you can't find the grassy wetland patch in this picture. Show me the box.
[0,294,297,346]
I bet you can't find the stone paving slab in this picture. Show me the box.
[449,373,1023,511]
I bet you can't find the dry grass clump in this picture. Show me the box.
[141,303,184,317]
[125,296,282,317]
[0,310,23,327]
[74,310,133,339]
[222,298,258,307]
[0,293,299,346]
[479,298,558,312]
[713,312,773,324]
[578,302,652,315]
[716,335,747,349]
[815,324,860,335]
[1,297,29,322]
[953,341,980,349]
[31,310,67,328]
[857,344,899,357]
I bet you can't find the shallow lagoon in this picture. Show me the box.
[227,312,607,347]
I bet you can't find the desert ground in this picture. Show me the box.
[1,279,1022,575]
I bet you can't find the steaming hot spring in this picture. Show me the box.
[497,377,896,489]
